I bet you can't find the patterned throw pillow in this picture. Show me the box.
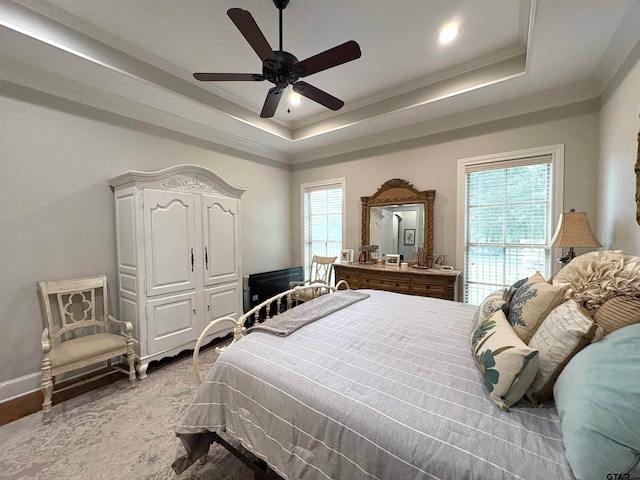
[507,272,564,343]
[593,295,640,335]
[469,289,509,335]
[507,277,528,305]
[526,300,596,403]
[471,309,539,411]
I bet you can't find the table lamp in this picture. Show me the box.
[551,209,602,266]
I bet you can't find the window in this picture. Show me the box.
[301,179,345,280]
[457,145,564,305]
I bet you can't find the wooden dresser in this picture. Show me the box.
[334,263,460,301]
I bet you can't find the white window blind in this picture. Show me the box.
[302,180,344,279]
[463,155,554,304]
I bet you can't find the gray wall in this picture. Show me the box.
[1,48,638,402]
[0,89,293,394]
[598,43,640,255]
[290,101,602,270]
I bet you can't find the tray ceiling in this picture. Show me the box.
[1,0,638,165]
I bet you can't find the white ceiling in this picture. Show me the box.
[1,0,639,165]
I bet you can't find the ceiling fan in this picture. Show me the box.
[193,0,362,118]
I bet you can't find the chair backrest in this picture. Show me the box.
[309,255,337,285]
[38,274,110,344]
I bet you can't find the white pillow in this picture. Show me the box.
[552,251,640,310]
[526,300,596,403]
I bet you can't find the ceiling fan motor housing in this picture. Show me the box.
[273,0,290,10]
[263,50,300,90]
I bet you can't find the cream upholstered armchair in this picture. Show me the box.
[38,274,136,423]
[289,255,337,302]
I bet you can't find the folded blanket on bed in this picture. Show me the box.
[247,290,369,336]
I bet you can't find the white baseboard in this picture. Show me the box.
[0,372,41,403]
[0,362,132,404]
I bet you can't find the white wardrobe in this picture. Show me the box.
[109,165,244,378]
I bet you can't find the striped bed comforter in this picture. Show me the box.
[174,289,575,480]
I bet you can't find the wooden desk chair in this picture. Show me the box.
[289,255,337,302]
[38,274,136,423]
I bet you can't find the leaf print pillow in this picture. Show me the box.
[507,272,564,343]
[471,309,539,411]
[469,288,509,337]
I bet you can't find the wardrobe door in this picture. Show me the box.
[201,195,240,287]
[146,290,198,354]
[143,189,197,297]
[203,283,242,334]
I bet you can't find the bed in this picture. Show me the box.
[173,251,640,480]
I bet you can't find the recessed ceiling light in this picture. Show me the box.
[439,24,458,44]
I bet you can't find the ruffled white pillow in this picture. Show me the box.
[552,251,640,311]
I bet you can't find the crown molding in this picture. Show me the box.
[0,0,292,140]
[292,53,527,143]
[0,0,535,148]
[594,0,640,92]
[290,81,600,166]
[0,58,292,165]
[3,0,634,170]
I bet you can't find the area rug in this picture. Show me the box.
[0,345,255,480]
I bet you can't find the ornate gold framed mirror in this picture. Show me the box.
[636,129,639,226]
[361,179,435,266]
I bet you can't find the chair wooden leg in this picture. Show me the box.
[41,360,53,424]
[126,341,136,387]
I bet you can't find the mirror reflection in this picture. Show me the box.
[369,203,424,259]
[361,178,435,267]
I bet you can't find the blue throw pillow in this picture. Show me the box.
[554,323,640,480]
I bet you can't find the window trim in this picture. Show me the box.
[456,144,564,301]
[300,177,346,277]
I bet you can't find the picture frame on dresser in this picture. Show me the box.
[340,249,354,263]
[386,254,400,267]
[433,254,445,269]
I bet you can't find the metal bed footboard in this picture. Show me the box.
[192,280,349,383]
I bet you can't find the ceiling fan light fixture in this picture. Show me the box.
[439,24,459,44]
[288,90,302,106]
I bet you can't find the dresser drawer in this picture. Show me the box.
[360,274,410,294]
[338,273,360,289]
[411,277,448,298]
[334,264,459,301]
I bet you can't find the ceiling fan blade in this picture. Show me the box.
[260,87,283,118]
[293,40,361,78]
[227,8,279,65]
[293,81,344,111]
[193,73,264,82]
